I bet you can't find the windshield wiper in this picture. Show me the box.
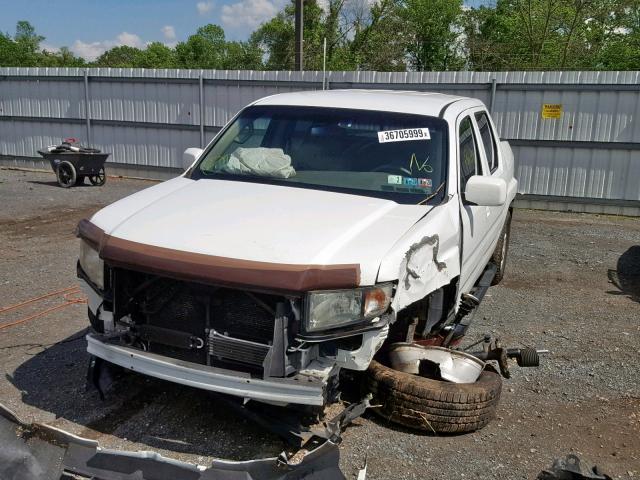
[417,181,446,205]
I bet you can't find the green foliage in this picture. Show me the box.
[95,46,144,67]
[463,0,640,70]
[401,0,464,70]
[1,4,639,72]
[0,20,86,67]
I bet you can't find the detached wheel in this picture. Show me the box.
[89,167,106,186]
[56,160,76,188]
[491,211,512,285]
[367,359,502,433]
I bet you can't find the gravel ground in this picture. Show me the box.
[0,168,638,479]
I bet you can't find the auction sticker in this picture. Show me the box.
[378,128,430,143]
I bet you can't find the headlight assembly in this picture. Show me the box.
[305,283,393,333]
[79,239,104,289]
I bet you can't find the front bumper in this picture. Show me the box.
[87,334,325,406]
[0,402,345,480]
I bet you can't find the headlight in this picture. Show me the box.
[79,240,104,289]
[305,284,393,333]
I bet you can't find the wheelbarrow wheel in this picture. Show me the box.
[89,167,106,186]
[56,160,77,188]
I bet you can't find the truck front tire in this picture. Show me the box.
[367,359,502,433]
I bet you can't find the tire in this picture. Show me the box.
[490,211,512,285]
[367,359,502,433]
[56,160,77,188]
[89,167,106,186]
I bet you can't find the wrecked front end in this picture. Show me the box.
[77,219,399,408]
[0,402,346,480]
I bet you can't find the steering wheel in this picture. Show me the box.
[371,163,412,176]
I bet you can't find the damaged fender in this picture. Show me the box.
[378,201,460,312]
[0,402,346,480]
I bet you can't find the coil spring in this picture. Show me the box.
[517,348,540,367]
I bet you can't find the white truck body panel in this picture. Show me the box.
[80,90,517,406]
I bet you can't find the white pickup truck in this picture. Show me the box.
[77,90,517,432]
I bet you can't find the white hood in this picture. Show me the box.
[91,177,431,285]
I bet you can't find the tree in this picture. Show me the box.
[175,24,228,68]
[10,20,44,66]
[0,32,22,66]
[138,42,176,68]
[462,0,640,71]
[39,46,86,67]
[401,0,464,70]
[251,0,327,70]
[95,45,144,67]
[347,0,408,71]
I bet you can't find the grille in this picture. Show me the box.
[116,270,280,368]
[211,290,275,343]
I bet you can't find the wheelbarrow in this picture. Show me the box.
[38,150,110,188]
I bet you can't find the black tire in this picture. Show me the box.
[490,211,512,285]
[56,160,76,188]
[367,359,502,433]
[89,167,106,186]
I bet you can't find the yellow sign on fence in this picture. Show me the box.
[542,104,562,119]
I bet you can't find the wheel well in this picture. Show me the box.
[387,276,460,345]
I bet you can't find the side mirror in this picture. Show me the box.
[182,147,203,171]
[464,176,507,206]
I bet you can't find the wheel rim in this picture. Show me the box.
[90,168,106,185]
[58,164,74,186]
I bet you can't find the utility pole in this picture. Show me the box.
[294,0,303,70]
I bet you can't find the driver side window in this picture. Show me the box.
[459,116,482,193]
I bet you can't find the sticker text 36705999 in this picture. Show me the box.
[378,128,430,143]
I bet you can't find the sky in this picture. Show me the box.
[0,0,491,61]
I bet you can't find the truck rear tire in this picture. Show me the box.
[491,211,512,285]
[367,359,502,433]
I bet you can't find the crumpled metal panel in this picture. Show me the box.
[0,402,346,480]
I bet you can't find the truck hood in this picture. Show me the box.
[90,177,431,286]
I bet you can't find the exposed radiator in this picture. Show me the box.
[208,329,271,367]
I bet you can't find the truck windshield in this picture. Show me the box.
[191,105,448,204]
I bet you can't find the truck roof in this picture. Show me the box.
[252,89,477,117]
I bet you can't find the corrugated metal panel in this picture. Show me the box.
[513,145,640,200]
[90,124,203,168]
[1,68,639,202]
[0,119,85,156]
[0,79,84,118]
[90,80,200,124]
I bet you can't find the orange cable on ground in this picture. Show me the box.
[0,285,80,314]
[0,285,87,331]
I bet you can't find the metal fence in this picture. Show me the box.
[1,68,639,212]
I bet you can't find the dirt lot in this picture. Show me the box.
[0,168,639,479]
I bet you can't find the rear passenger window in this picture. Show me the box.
[474,112,498,172]
[459,116,482,193]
